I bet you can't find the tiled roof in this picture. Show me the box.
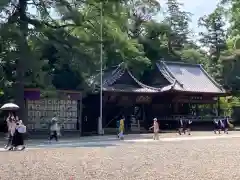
[88,64,171,93]
[102,85,158,93]
[87,64,125,87]
[156,61,225,93]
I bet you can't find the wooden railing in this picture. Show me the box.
[159,116,233,122]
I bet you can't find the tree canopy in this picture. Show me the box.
[0,0,240,115]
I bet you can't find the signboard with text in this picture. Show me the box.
[27,98,78,130]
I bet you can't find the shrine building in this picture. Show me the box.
[82,61,227,134]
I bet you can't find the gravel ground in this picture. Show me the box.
[0,136,240,180]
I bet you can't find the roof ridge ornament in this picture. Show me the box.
[127,69,171,92]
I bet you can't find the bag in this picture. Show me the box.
[17,125,27,133]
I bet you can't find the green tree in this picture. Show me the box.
[165,0,192,53]
[139,21,172,62]
[0,0,87,117]
[198,7,227,82]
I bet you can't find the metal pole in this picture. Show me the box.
[99,2,103,135]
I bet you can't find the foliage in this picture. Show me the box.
[0,0,240,116]
[165,0,192,51]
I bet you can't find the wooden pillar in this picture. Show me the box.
[174,103,178,114]
[217,97,220,116]
[24,98,28,124]
[196,105,199,116]
[142,104,145,122]
[77,94,83,136]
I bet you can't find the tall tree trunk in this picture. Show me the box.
[15,0,28,121]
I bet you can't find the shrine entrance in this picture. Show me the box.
[101,93,153,133]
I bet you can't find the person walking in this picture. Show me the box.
[178,117,184,135]
[213,118,221,134]
[118,116,125,140]
[219,118,225,133]
[149,118,159,140]
[223,116,231,134]
[49,114,60,142]
[184,118,192,135]
[10,118,26,151]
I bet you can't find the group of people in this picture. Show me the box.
[148,116,233,140]
[178,116,234,135]
[178,117,193,135]
[149,117,192,140]
[4,112,61,150]
[5,112,26,151]
[213,117,232,134]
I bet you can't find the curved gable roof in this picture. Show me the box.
[156,61,225,94]
[88,64,172,93]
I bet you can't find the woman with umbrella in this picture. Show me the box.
[4,112,16,149]
[1,103,26,151]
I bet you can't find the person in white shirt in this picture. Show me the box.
[149,118,160,140]
[49,113,60,142]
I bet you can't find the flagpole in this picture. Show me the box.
[99,2,103,135]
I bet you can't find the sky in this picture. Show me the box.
[178,0,220,32]
[158,0,221,40]
[28,0,220,40]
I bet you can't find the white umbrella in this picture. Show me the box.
[0,103,19,111]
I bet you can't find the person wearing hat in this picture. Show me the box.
[149,118,159,140]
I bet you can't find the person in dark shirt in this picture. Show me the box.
[178,116,184,135]
[184,118,192,135]
[213,118,221,134]
[223,116,230,134]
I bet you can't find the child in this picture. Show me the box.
[149,118,159,140]
[184,118,192,135]
[178,116,184,135]
[213,118,221,134]
[223,116,231,134]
